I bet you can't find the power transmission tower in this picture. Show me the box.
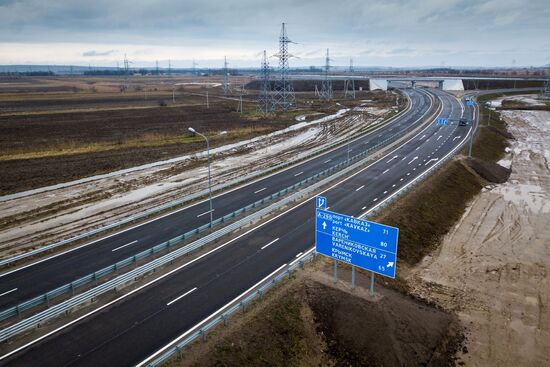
[155,60,159,75]
[272,22,296,110]
[168,59,172,75]
[257,50,274,116]
[123,54,132,91]
[344,58,356,99]
[319,48,333,101]
[222,56,231,95]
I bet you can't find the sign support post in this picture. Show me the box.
[351,265,356,289]
[333,260,338,283]
[370,272,375,297]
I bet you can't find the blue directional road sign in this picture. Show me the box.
[316,196,327,209]
[466,100,475,106]
[315,208,399,278]
[436,118,449,125]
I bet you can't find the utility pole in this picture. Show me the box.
[238,94,243,114]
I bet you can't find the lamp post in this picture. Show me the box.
[188,127,214,228]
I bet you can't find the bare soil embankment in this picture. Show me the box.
[166,269,460,367]
[400,94,550,366]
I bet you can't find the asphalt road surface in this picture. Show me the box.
[0,88,476,366]
[0,88,434,311]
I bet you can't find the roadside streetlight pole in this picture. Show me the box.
[188,127,213,228]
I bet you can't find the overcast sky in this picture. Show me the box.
[1,0,549,68]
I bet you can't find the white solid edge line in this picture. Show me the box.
[137,90,437,366]
[0,89,429,362]
[196,209,214,218]
[166,287,198,307]
[359,97,473,219]
[289,248,315,267]
[260,238,279,250]
[0,89,415,278]
[0,288,18,297]
[135,262,289,367]
[111,240,138,252]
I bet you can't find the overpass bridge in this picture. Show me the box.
[288,74,547,91]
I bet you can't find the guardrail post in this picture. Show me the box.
[257,289,263,300]
[45,293,50,307]
[16,305,21,320]
[200,329,207,342]
[70,283,75,296]
[240,301,245,314]
[221,314,228,327]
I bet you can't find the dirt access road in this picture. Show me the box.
[408,95,550,366]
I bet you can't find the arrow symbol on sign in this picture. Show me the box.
[322,221,327,230]
[387,261,394,268]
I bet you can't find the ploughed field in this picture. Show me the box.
[0,75,396,195]
[0,76,295,195]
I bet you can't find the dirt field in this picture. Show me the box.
[167,266,460,367]
[0,76,398,195]
[404,95,550,366]
[0,91,399,261]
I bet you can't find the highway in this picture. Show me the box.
[0,89,434,311]
[0,88,475,366]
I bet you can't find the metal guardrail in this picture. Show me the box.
[363,96,478,218]
[143,250,317,367]
[0,96,439,341]
[0,92,430,324]
[0,101,412,268]
[141,97,474,367]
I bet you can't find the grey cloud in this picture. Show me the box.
[82,49,117,57]
[0,0,549,67]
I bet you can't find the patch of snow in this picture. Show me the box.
[497,159,512,169]
[0,108,350,203]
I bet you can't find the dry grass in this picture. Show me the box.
[0,127,273,161]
